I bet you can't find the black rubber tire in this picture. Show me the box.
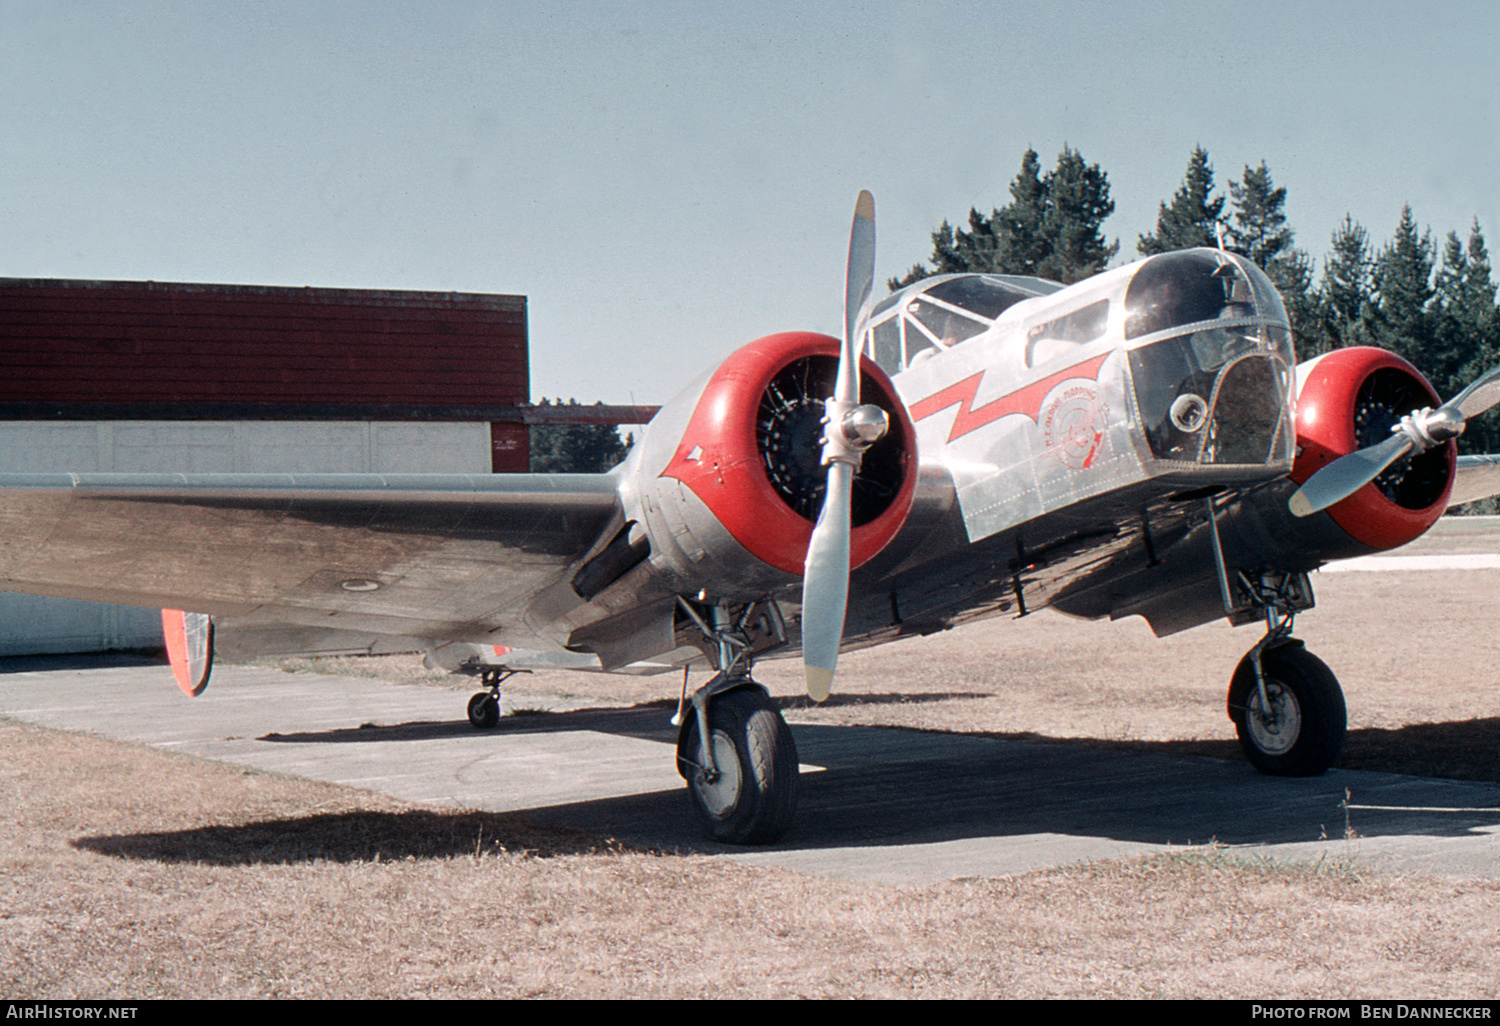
[467,692,500,729]
[677,687,798,845]
[1228,643,1346,777]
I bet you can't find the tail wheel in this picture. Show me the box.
[677,687,798,844]
[1228,643,1346,777]
[467,692,500,729]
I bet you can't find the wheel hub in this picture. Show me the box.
[1247,682,1301,755]
[693,731,743,818]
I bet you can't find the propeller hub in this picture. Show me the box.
[841,404,890,447]
[819,398,886,467]
[1398,405,1465,448]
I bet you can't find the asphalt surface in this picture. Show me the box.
[3,653,1496,883]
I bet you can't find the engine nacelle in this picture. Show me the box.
[630,331,917,599]
[1292,346,1455,551]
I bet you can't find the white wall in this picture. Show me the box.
[0,420,491,475]
[0,421,491,655]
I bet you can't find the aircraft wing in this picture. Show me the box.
[0,471,620,652]
[1449,454,1500,508]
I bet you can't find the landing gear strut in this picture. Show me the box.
[466,668,524,730]
[1201,496,1347,776]
[673,598,798,844]
[1221,569,1346,776]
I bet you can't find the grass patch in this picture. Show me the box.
[4,720,1499,999]
[10,539,1500,997]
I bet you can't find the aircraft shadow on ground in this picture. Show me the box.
[0,652,163,674]
[72,808,619,865]
[258,704,683,745]
[71,690,1499,864]
[181,711,1500,861]
[256,691,992,745]
[509,721,1500,855]
[780,727,1500,851]
[965,717,1500,786]
[70,750,1499,867]
[263,699,1500,795]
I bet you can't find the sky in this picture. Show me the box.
[5,0,1499,407]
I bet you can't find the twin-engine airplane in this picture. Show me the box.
[4,193,1500,845]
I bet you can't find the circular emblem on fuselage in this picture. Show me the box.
[1043,385,1108,469]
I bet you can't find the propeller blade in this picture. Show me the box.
[841,189,876,404]
[1448,362,1500,420]
[802,460,852,702]
[1289,433,1414,518]
[800,191,876,701]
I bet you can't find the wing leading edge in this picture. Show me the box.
[1450,454,1500,508]
[0,471,620,653]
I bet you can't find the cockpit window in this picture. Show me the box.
[1129,323,1296,467]
[870,316,901,370]
[863,273,1063,374]
[867,292,901,322]
[924,275,1058,318]
[909,297,990,347]
[1124,250,1263,340]
[1025,298,1111,367]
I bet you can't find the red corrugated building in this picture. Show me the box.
[0,277,533,470]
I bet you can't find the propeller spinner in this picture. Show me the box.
[801,191,889,701]
[1289,363,1500,518]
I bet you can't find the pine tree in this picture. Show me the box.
[890,146,1116,289]
[1371,206,1435,367]
[1456,221,1498,381]
[1226,161,1314,346]
[889,219,965,290]
[1431,230,1472,395]
[1138,146,1225,255]
[1228,161,1292,267]
[1036,146,1118,283]
[1273,248,1319,356]
[1432,222,1499,440]
[991,147,1049,277]
[1458,223,1500,454]
[1312,216,1376,354]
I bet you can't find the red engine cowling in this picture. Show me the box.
[650,330,917,581]
[1292,346,1455,550]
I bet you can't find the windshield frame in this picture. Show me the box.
[861,273,1063,374]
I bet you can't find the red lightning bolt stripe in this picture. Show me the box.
[909,352,1110,443]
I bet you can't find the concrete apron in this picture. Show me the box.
[2,655,1496,884]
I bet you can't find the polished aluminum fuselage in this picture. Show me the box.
[554,250,1314,668]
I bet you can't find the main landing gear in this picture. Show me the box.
[672,598,799,845]
[1223,571,1346,776]
[466,668,525,729]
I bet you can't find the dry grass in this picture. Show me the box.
[4,719,1499,1000]
[6,527,1500,998]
